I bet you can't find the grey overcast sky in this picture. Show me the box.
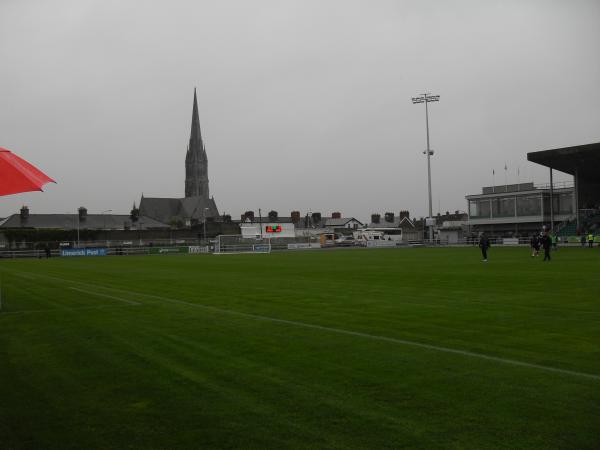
[1,0,599,222]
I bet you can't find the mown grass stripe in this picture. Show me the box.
[14,270,600,382]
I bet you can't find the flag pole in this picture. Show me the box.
[492,169,495,193]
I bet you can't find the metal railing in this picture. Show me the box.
[534,180,574,190]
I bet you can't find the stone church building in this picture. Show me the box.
[139,90,219,226]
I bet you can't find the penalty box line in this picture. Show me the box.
[12,270,600,382]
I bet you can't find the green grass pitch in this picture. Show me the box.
[1,247,599,449]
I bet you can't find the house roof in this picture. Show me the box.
[0,214,170,230]
[324,217,363,227]
[234,216,296,224]
[368,216,415,229]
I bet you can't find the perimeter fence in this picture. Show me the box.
[0,235,596,259]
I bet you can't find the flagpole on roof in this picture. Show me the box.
[504,163,508,192]
[492,169,495,193]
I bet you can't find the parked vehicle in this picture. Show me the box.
[334,235,356,246]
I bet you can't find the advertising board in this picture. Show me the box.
[148,246,190,255]
[60,248,107,257]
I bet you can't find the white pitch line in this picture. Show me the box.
[9,271,600,381]
[69,287,141,305]
[76,284,600,382]
[15,270,600,316]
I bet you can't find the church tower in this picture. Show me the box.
[185,89,209,199]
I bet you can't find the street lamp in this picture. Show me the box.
[138,219,144,246]
[306,210,312,246]
[65,212,80,247]
[101,209,112,246]
[412,93,439,242]
[202,207,210,242]
[75,213,80,247]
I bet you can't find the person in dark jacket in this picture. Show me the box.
[479,233,490,262]
[530,234,540,257]
[541,232,551,261]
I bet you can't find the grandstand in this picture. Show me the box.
[528,142,600,234]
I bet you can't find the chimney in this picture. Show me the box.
[20,206,29,220]
[332,212,341,219]
[78,207,87,221]
[399,210,410,220]
[291,211,301,223]
[371,214,380,224]
[384,212,395,223]
[311,212,321,223]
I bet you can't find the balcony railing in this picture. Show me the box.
[534,181,574,190]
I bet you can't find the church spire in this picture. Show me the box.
[190,88,202,146]
[185,88,209,199]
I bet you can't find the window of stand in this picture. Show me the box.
[491,197,515,217]
[469,199,491,218]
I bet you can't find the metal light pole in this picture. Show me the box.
[66,212,80,247]
[139,220,144,246]
[202,207,209,242]
[101,209,112,246]
[306,211,312,246]
[412,93,439,242]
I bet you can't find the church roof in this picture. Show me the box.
[139,197,182,221]
[139,196,219,224]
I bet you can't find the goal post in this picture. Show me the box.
[214,235,271,255]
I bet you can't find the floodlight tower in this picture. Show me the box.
[412,93,439,242]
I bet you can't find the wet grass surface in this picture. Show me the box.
[1,247,599,449]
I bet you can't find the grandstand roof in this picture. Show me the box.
[527,142,600,179]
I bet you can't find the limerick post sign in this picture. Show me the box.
[60,248,108,257]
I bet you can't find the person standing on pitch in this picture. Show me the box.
[541,232,552,261]
[479,232,490,262]
[588,232,595,248]
[530,234,540,257]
